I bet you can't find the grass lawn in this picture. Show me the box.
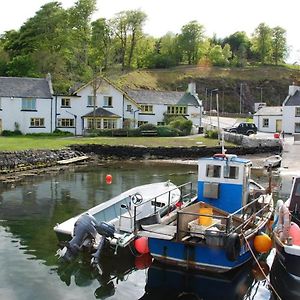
[0,135,232,151]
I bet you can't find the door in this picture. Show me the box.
[276,119,282,132]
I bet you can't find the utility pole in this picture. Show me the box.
[239,83,245,114]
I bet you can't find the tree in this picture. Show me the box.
[178,21,205,64]
[251,23,273,64]
[272,26,288,65]
[208,44,232,66]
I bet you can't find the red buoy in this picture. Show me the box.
[105,174,112,185]
[134,237,149,254]
[135,253,152,269]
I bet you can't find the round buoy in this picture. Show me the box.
[134,237,149,254]
[251,261,270,281]
[135,253,152,269]
[289,222,300,246]
[254,233,272,254]
[105,174,112,185]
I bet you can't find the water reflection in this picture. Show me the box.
[0,161,294,300]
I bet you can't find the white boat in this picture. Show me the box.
[54,181,195,262]
[264,155,282,168]
[273,176,300,279]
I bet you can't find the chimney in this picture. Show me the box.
[188,82,196,95]
[288,83,300,96]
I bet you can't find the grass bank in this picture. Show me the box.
[0,135,230,151]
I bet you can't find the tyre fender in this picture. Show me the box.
[225,233,241,261]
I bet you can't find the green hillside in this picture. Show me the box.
[114,65,300,113]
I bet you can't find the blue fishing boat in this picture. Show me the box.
[140,153,274,273]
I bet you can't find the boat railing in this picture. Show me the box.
[133,181,195,232]
[177,194,272,240]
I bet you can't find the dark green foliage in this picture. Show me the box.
[156,126,180,137]
[1,130,23,136]
[205,129,218,139]
[169,118,193,135]
[25,130,73,137]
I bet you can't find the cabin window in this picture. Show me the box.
[295,183,300,196]
[206,164,221,178]
[224,166,239,179]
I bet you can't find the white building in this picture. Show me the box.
[253,84,300,134]
[0,75,203,135]
[0,76,53,134]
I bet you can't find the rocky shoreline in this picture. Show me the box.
[0,144,281,184]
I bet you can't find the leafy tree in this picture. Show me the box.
[209,44,231,66]
[178,21,205,64]
[272,26,287,65]
[251,23,273,64]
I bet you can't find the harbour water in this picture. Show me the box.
[0,161,292,300]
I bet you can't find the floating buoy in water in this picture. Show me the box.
[251,260,270,281]
[134,237,149,254]
[105,174,112,185]
[254,233,272,253]
[135,253,152,269]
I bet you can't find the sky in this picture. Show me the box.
[0,0,299,63]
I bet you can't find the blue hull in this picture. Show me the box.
[148,238,253,273]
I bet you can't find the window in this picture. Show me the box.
[103,118,117,129]
[262,118,269,127]
[61,98,71,107]
[206,165,221,178]
[127,105,132,112]
[57,118,74,127]
[167,105,187,115]
[224,166,239,179]
[138,121,148,127]
[87,118,101,129]
[22,98,36,110]
[296,107,300,117]
[104,96,113,106]
[141,105,153,113]
[30,118,44,127]
[87,96,96,106]
[295,123,300,133]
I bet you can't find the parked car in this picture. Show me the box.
[225,122,257,135]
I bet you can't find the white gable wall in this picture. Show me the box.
[0,97,53,134]
[282,106,300,134]
[254,114,282,132]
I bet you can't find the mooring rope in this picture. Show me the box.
[241,232,282,300]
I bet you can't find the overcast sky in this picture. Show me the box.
[0,0,299,63]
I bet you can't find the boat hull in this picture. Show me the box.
[148,237,254,273]
[274,234,300,277]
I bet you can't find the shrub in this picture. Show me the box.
[2,130,23,136]
[205,129,219,139]
[169,118,193,136]
[157,126,180,137]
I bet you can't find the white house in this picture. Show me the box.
[253,84,300,134]
[282,84,300,134]
[0,76,53,134]
[253,106,282,133]
[55,79,203,135]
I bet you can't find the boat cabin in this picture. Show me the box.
[197,154,252,213]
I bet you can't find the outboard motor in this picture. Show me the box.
[57,213,115,263]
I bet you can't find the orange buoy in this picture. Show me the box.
[134,237,149,254]
[135,253,152,269]
[254,233,272,254]
[105,174,112,185]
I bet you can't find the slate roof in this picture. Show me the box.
[82,107,121,118]
[177,92,201,106]
[254,106,282,116]
[284,90,300,106]
[125,89,184,105]
[0,77,52,99]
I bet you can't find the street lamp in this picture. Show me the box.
[256,86,263,102]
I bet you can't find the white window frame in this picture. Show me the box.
[22,98,36,110]
[167,105,187,115]
[88,96,96,107]
[103,118,117,129]
[103,96,113,107]
[141,105,153,113]
[262,118,269,128]
[57,118,74,127]
[295,107,300,117]
[30,118,44,127]
[61,98,71,107]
